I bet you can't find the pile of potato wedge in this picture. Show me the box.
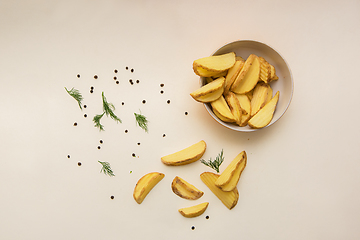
[191,52,280,129]
[133,140,247,218]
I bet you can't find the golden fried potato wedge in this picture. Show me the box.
[235,94,252,126]
[246,88,254,101]
[259,57,271,83]
[215,151,247,191]
[248,91,279,129]
[213,108,236,123]
[133,172,165,204]
[231,54,260,94]
[250,82,271,116]
[171,176,204,200]
[225,92,242,126]
[266,84,273,103]
[193,52,236,72]
[161,140,206,166]
[190,77,225,103]
[193,65,223,77]
[178,202,209,218]
[269,64,279,81]
[200,172,239,209]
[211,95,236,122]
[235,93,250,115]
[224,60,244,94]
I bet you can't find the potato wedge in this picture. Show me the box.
[133,172,165,204]
[266,84,273,103]
[200,172,239,209]
[215,151,247,191]
[231,54,260,94]
[225,92,242,126]
[259,57,271,83]
[269,64,279,81]
[248,91,279,129]
[161,140,206,166]
[235,93,250,115]
[193,52,236,72]
[178,202,209,218]
[190,77,225,103]
[172,176,203,200]
[235,94,252,126]
[213,108,236,123]
[246,88,254,101]
[193,65,223,77]
[224,60,244,94]
[250,82,270,116]
[211,95,236,122]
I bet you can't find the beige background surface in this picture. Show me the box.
[1,0,360,239]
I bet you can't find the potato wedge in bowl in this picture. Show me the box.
[191,40,293,132]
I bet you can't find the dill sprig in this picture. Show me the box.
[98,161,115,177]
[93,112,105,131]
[134,112,148,132]
[93,92,121,131]
[102,92,121,123]
[65,87,83,110]
[200,149,224,173]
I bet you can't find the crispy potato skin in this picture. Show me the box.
[171,176,203,200]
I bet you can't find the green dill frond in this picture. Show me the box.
[93,113,105,131]
[134,112,148,132]
[98,161,115,177]
[102,92,121,123]
[65,87,83,110]
[200,149,224,173]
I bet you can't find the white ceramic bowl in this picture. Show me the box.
[201,40,293,132]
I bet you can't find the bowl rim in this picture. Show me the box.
[201,39,294,132]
